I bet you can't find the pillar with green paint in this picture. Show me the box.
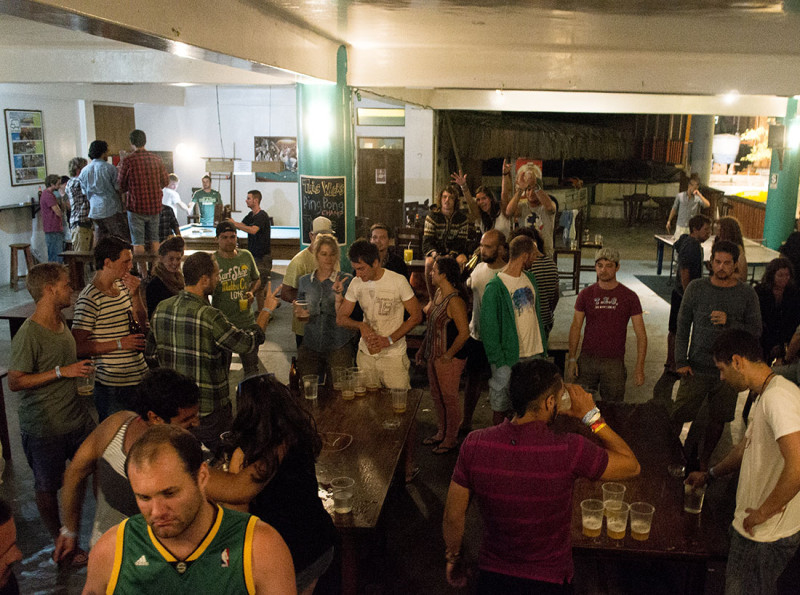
[764,97,800,250]
[296,45,356,269]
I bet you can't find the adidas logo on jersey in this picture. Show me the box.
[135,555,149,567]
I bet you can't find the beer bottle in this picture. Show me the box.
[289,357,300,399]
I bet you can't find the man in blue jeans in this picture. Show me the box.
[686,330,800,594]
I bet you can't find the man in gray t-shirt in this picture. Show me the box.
[8,264,95,554]
[673,240,761,470]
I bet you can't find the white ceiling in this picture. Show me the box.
[1,0,799,114]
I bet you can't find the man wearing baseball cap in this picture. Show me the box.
[281,216,338,347]
[567,247,647,402]
[212,220,262,377]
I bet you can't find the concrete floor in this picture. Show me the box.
[0,217,744,593]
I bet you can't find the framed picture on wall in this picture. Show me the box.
[254,136,297,182]
[5,109,47,186]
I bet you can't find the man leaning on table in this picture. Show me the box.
[443,359,640,593]
[686,329,800,595]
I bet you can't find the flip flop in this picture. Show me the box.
[55,547,89,569]
[405,466,421,484]
[422,435,443,445]
[432,444,458,455]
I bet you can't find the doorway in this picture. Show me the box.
[357,137,405,233]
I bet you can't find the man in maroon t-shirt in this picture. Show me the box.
[567,247,647,402]
[443,359,640,592]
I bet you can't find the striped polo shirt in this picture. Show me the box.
[452,419,608,584]
[72,280,147,386]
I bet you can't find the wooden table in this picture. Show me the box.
[567,402,728,591]
[654,235,780,280]
[313,387,422,593]
[0,301,75,339]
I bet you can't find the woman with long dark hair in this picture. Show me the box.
[755,257,800,362]
[206,375,338,595]
[453,170,512,238]
[417,256,470,454]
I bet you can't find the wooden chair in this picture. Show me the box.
[9,243,35,291]
[395,227,424,259]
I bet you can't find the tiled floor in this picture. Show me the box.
[0,222,742,593]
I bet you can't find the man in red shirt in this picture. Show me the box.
[443,359,640,592]
[118,129,169,273]
[567,247,648,402]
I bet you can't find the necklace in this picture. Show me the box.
[759,372,775,397]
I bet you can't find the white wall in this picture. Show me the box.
[135,85,299,227]
[0,87,88,275]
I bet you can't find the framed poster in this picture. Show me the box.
[5,109,46,186]
[254,136,297,182]
[300,175,346,245]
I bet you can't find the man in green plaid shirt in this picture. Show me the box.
[146,251,275,452]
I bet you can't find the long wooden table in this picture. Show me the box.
[180,224,301,260]
[654,234,780,279]
[567,402,729,590]
[313,387,421,593]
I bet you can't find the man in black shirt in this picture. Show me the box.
[370,223,409,279]
[229,189,271,310]
[666,214,711,371]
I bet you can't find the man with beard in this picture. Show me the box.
[443,359,639,592]
[83,425,295,594]
[462,229,507,433]
[673,240,761,471]
[567,247,647,403]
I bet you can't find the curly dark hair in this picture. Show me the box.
[759,256,795,290]
[230,374,322,483]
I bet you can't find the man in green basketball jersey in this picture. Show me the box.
[83,426,295,594]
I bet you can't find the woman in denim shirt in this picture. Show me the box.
[296,235,355,381]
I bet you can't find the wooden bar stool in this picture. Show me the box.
[9,243,35,291]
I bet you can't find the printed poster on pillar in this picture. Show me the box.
[5,109,47,186]
[300,175,346,245]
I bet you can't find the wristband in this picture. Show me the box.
[568,357,578,362]
[261,307,273,314]
[59,526,77,539]
[590,420,607,434]
[116,339,123,350]
[55,366,62,379]
[387,336,394,346]
[582,407,600,425]
[708,466,717,480]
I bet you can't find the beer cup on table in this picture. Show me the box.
[580,499,604,539]
[630,502,655,541]
[391,389,408,413]
[683,484,706,514]
[602,482,626,515]
[351,368,366,397]
[605,501,629,540]
[331,477,355,514]
[332,367,347,394]
[302,375,319,401]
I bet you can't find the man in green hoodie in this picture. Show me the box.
[480,234,547,425]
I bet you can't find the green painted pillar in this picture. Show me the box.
[296,45,356,269]
[764,98,800,249]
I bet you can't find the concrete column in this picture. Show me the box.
[764,98,800,249]
[296,46,355,267]
[690,115,714,184]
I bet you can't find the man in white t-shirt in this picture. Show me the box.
[337,240,422,389]
[463,229,507,432]
[480,235,547,425]
[686,329,800,594]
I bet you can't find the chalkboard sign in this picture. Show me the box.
[300,175,346,244]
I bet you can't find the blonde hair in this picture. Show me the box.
[517,162,543,187]
[312,234,342,271]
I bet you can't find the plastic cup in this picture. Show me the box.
[557,388,571,413]
[683,484,706,514]
[341,370,354,401]
[630,502,655,541]
[332,367,347,393]
[403,248,413,263]
[238,297,249,312]
[366,368,381,394]
[605,501,629,540]
[77,366,96,397]
[602,482,626,511]
[294,300,310,321]
[331,476,355,514]
[302,375,318,400]
[391,388,408,413]
[580,499,604,538]
[351,368,366,397]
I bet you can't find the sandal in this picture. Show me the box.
[422,435,443,445]
[432,444,458,455]
[55,547,89,569]
[405,466,421,483]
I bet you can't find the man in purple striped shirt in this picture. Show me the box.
[443,359,640,593]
